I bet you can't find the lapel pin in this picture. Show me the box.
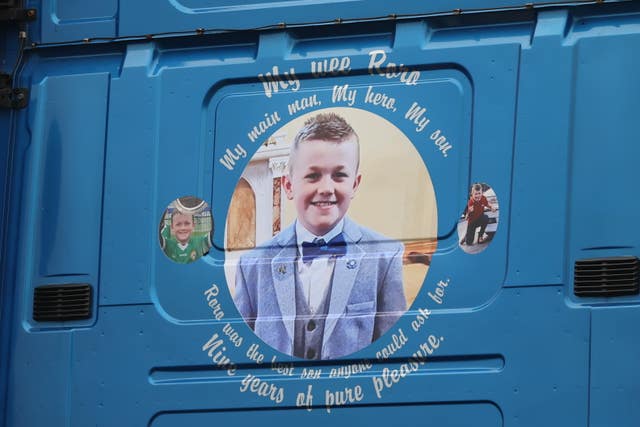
[346,259,357,269]
[277,264,287,275]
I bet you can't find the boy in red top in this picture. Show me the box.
[463,183,496,245]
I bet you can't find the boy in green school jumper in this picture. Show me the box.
[161,210,211,263]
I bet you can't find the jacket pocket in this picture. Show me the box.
[345,300,376,350]
[346,300,375,314]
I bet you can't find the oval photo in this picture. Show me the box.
[225,107,437,359]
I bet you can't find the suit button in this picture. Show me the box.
[307,320,316,331]
[306,349,316,359]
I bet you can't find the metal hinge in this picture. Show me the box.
[0,7,37,22]
[0,74,29,109]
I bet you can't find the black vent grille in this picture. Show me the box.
[574,257,640,297]
[33,284,92,321]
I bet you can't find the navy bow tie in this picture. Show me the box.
[301,233,347,263]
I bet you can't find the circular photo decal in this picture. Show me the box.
[457,182,499,254]
[224,107,437,360]
[159,196,213,264]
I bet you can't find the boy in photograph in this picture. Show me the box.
[234,112,406,360]
[161,209,211,263]
[462,183,497,245]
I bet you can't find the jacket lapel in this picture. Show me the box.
[271,225,297,347]
[323,218,364,349]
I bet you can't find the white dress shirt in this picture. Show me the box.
[295,220,344,314]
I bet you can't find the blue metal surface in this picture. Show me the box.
[1,1,639,427]
[23,0,632,45]
[590,307,640,427]
[1,11,27,425]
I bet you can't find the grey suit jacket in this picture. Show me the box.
[233,217,406,359]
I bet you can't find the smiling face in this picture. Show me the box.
[283,136,361,236]
[472,189,483,202]
[171,212,195,245]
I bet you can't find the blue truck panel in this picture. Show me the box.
[28,0,632,45]
[1,1,638,426]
